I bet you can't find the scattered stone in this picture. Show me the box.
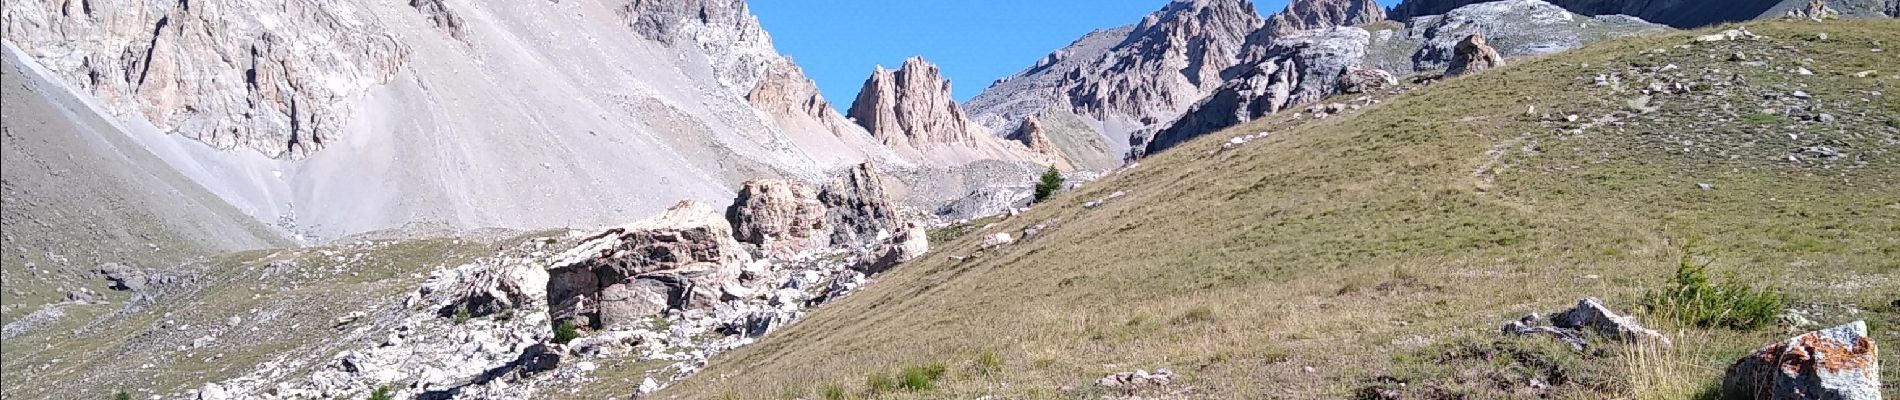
[981,233,1015,248]
[1785,0,1842,20]
[1723,321,1879,400]
[94,263,148,292]
[1698,183,1715,190]
[1096,369,1176,393]
[1502,298,1668,351]
[1553,298,1671,347]
[1852,70,1878,78]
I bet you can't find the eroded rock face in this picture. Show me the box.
[1,0,409,158]
[1723,321,1881,400]
[966,0,1263,156]
[1007,115,1070,168]
[1141,0,1663,158]
[748,60,861,139]
[1785,0,1843,19]
[1143,27,1371,155]
[1260,0,1386,37]
[547,201,752,330]
[1445,33,1505,77]
[617,0,778,94]
[819,163,904,249]
[725,180,828,258]
[410,0,467,40]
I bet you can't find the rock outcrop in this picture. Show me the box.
[846,57,1045,166]
[1141,0,1664,157]
[1723,321,1881,400]
[1785,0,1843,19]
[1,0,409,158]
[748,60,863,139]
[617,0,779,94]
[726,163,909,257]
[410,0,468,40]
[848,57,988,149]
[1445,33,1505,76]
[547,201,753,330]
[818,163,904,249]
[1387,0,1894,28]
[966,0,1263,159]
[726,180,829,258]
[1143,27,1371,155]
[1260,0,1387,37]
[1007,115,1072,169]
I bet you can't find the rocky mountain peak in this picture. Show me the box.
[1261,0,1388,37]
[846,56,984,149]
[966,0,1262,161]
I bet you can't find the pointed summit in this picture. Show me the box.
[846,56,982,148]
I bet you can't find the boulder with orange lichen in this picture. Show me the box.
[1722,321,1881,400]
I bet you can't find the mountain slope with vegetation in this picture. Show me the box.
[657,19,1899,399]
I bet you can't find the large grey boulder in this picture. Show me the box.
[546,201,752,330]
[1724,321,1881,400]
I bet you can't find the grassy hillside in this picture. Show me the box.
[1,50,292,325]
[653,20,1899,399]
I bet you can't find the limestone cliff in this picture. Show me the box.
[1,0,409,158]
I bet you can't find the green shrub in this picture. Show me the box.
[453,307,471,325]
[1174,306,1217,324]
[899,363,949,392]
[1033,166,1063,203]
[113,391,131,400]
[974,351,1003,375]
[1642,256,1785,330]
[553,320,582,344]
[369,385,395,400]
[820,383,850,400]
[864,372,898,395]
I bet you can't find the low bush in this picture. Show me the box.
[1642,256,1784,330]
[553,321,582,344]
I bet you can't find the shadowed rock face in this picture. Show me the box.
[1388,0,1893,27]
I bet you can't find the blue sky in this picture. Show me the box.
[751,0,1396,104]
